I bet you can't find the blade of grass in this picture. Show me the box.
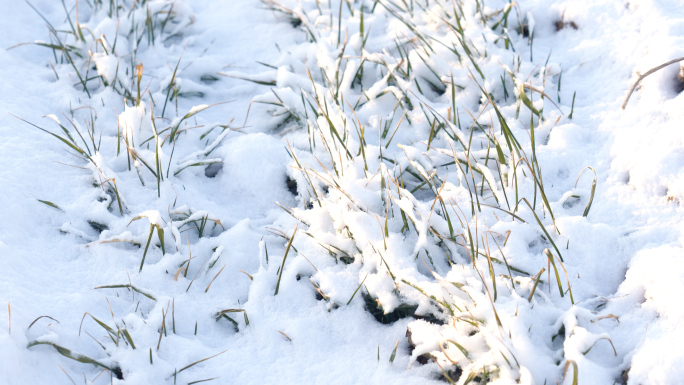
[274,224,298,295]
[346,274,368,305]
[527,267,545,302]
[575,167,597,217]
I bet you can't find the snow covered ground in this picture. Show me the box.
[1,0,684,384]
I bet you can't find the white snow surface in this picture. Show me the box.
[0,0,683,384]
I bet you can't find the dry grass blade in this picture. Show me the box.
[278,330,292,341]
[58,365,77,385]
[11,114,93,164]
[575,166,597,217]
[346,274,368,305]
[121,328,136,349]
[94,284,157,301]
[563,360,579,385]
[28,315,61,329]
[217,72,276,86]
[157,307,166,350]
[522,84,564,114]
[186,259,207,292]
[583,336,617,356]
[446,340,471,361]
[174,159,223,176]
[389,340,399,362]
[518,198,564,261]
[205,264,226,293]
[27,341,113,370]
[217,309,249,326]
[274,224,298,295]
[177,350,228,374]
[188,378,219,385]
[401,279,455,315]
[527,267,545,302]
[37,199,63,211]
[139,224,156,272]
[622,56,684,109]
[544,248,564,298]
[162,44,188,117]
[128,213,166,272]
[79,312,115,337]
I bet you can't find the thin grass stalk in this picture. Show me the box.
[274,224,298,295]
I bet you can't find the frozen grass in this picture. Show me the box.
[22,0,575,380]
[6,0,670,384]
[248,0,584,380]
[10,0,246,381]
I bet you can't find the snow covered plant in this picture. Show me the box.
[13,0,244,382]
[13,0,195,101]
[239,0,597,383]
[11,0,609,383]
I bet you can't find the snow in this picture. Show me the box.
[1,0,684,384]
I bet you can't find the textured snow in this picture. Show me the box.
[1,0,684,384]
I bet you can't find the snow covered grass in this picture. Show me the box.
[3,0,684,384]
[248,1,587,381]
[6,1,255,382]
